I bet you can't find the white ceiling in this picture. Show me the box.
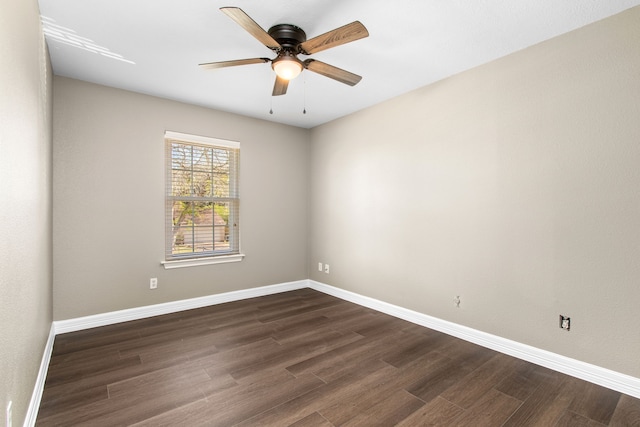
[38,0,640,129]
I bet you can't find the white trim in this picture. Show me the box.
[24,324,56,427]
[308,280,640,399]
[161,253,245,269]
[53,280,307,334]
[164,130,239,149]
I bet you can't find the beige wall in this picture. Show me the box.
[53,77,309,320]
[0,0,53,424]
[308,7,640,377]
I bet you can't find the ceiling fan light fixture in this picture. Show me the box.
[204,8,369,96]
[272,54,303,80]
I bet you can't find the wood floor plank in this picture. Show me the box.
[192,370,238,397]
[230,330,364,382]
[352,314,419,338]
[52,327,141,356]
[340,389,425,426]
[502,373,576,427]
[106,361,212,399]
[36,384,108,420]
[39,350,192,401]
[609,394,640,426]
[310,329,433,383]
[49,344,122,367]
[404,352,475,403]
[284,326,408,377]
[435,337,497,372]
[270,315,332,343]
[194,372,326,426]
[396,396,465,426]
[37,378,207,426]
[195,337,284,376]
[495,362,558,402]
[555,410,607,427]
[317,364,404,425]
[317,352,451,425]
[321,309,391,335]
[130,370,315,426]
[448,388,522,426]
[114,324,218,358]
[36,289,640,426]
[439,352,525,409]
[311,354,391,385]
[43,353,142,387]
[381,330,452,368]
[204,322,276,352]
[234,360,390,426]
[287,411,334,427]
[257,299,345,323]
[567,378,622,425]
[128,398,211,427]
[136,332,220,365]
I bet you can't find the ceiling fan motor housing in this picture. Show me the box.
[268,24,307,52]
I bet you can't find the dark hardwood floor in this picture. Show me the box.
[37,289,640,426]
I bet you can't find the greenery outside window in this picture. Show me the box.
[164,131,242,268]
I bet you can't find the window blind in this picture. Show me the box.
[164,131,240,261]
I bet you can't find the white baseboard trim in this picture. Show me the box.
[24,323,56,427]
[308,280,640,399]
[54,280,308,335]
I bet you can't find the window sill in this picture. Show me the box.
[161,253,245,269]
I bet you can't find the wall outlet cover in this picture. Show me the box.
[559,315,570,331]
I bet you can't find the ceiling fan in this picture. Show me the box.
[200,7,369,96]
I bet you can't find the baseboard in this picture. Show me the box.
[54,280,308,334]
[308,280,640,399]
[24,323,56,427]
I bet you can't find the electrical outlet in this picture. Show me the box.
[6,400,12,427]
[453,296,461,308]
[318,262,323,272]
[559,315,570,331]
[150,278,158,289]
[324,264,330,274]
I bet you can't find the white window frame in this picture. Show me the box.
[162,131,244,269]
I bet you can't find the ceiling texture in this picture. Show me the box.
[38,0,640,128]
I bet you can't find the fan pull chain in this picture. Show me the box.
[269,96,273,115]
[303,74,307,114]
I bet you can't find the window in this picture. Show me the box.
[163,131,242,268]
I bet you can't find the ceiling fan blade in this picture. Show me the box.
[199,58,270,70]
[299,21,368,55]
[272,76,289,96]
[220,7,281,51]
[304,59,362,86]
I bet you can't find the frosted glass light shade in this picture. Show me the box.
[273,58,303,80]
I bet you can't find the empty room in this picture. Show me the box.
[2,0,640,425]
